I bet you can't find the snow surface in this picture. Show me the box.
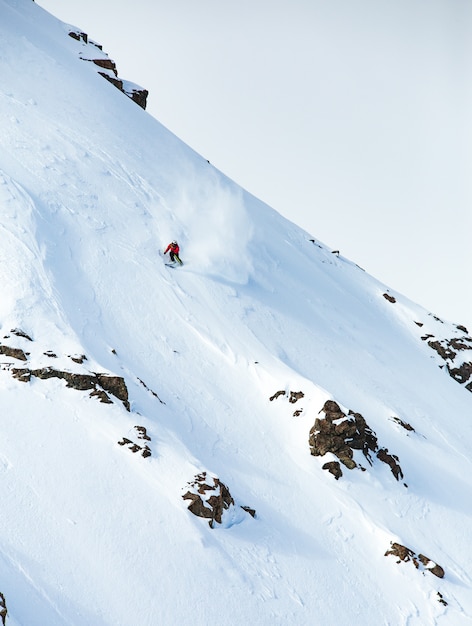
[0,1,471,624]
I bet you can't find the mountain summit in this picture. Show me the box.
[1,1,471,624]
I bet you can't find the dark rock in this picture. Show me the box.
[183,473,253,528]
[0,592,6,626]
[269,390,286,401]
[383,293,396,303]
[437,592,448,606]
[322,461,342,480]
[448,361,472,384]
[289,391,304,404]
[70,354,87,364]
[11,367,130,410]
[0,345,28,361]
[68,30,88,44]
[90,389,112,404]
[385,542,445,579]
[376,448,403,480]
[428,340,456,361]
[241,506,256,518]
[310,401,403,480]
[10,328,33,341]
[418,554,445,579]
[134,425,151,441]
[391,416,415,432]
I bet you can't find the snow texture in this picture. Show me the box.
[0,1,471,624]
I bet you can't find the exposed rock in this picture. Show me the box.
[437,591,448,606]
[383,293,396,303]
[10,328,33,341]
[289,391,304,403]
[428,340,456,361]
[117,428,151,459]
[11,367,130,410]
[137,377,165,404]
[70,354,87,364]
[309,401,403,480]
[134,425,151,441]
[69,29,148,109]
[423,331,472,390]
[182,472,254,528]
[240,506,256,518]
[0,592,6,626]
[0,344,28,361]
[322,461,343,480]
[269,389,304,404]
[385,542,444,578]
[376,448,403,481]
[391,416,415,432]
[448,361,472,384]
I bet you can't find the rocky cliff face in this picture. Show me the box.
[68,29,148,110]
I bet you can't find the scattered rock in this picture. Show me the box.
[117,426,151,459]
[437,591,448,606]
[383,293,396,303]
[385,542,444,578]
[269,390,304,403]
[182,472,254,528]
[391,416,415,432]
[309,401,403,480]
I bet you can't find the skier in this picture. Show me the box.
[164,240,182,265]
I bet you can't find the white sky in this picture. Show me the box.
[38,0,472,330]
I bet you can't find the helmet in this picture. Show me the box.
[172,240,178,245]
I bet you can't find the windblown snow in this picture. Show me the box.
[0,1,471,625]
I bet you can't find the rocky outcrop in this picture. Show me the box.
[12,367,130,410]
[0,344,28,361]
[270,389,304,416]
[309,400,404,481]
[68,29,148,110]
[182,472,255,528]
[385,542,445,579]
[422,331,472,391]
[118,425,151,458]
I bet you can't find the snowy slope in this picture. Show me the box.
[0,1,472,625]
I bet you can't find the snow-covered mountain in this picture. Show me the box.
[1,1,472,624]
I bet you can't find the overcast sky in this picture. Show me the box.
[38,0,472,330]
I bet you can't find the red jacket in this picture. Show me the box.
[164,242,180,255]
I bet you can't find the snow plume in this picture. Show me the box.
[166,164,253,283]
